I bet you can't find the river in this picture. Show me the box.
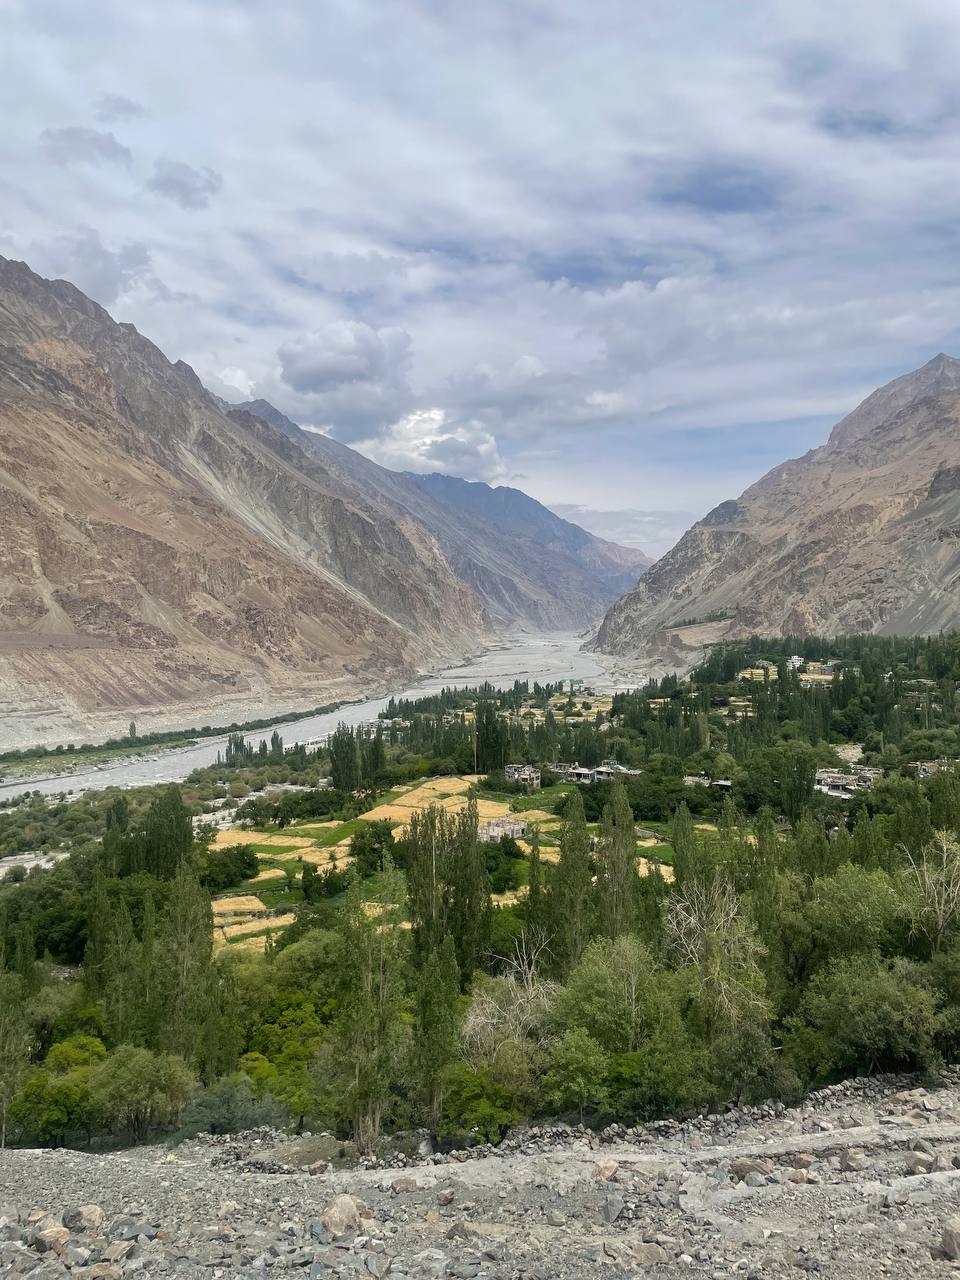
[0,631,607,801]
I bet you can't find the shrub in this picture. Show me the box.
[175,1074,288,1137]
[788,953,941,1079]
[438,1064,521,1146]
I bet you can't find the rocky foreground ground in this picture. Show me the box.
[6,1073,960,1278]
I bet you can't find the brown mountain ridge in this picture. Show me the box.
[593,353,960,659]
[0,256,644,747]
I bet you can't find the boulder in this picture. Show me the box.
[943,1217,960,1261]
[390,1176,419,1195]
[730,1157,771,1182]
[841,1149,868,1172]
[905,1150,935,1175]
[592,1158,619,1182]
[599,1193,624,1224]
[63,1206,105,1233]
[320,1195,363,1238]
[633,1243,668,1264]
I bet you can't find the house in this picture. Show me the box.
[504,764,541,790]
[478,816,528,843]
[683,773,711,788]
[569,765,597,784]
[786,655,805,670]
[906,759,958,779]
[814,766,878,798]
[594,759,642,782]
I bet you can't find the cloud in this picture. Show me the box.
[267,320,415,436]
[94,93,146,123]
[28,226,151,305]
[11,0,960,525]
[147,159,222,209]
[278,320,411,393]
[354,408,507,482]
[40,126,132,167]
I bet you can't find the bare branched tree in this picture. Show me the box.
[462,929,557,1063]
[903,830,960,956]
[665,873,767,1039]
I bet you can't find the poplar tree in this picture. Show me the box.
[330,725,362,792]
[414,934,461,1129]
[524,826,545,934]
[104,899,137,1044]
[0,970,30,1148]
[158,864,213,1065]
[548,789,593,976]
[596,780,637,938]
[83,865,111,997]
[332,866,408,1154]
[449,799,490,983]
[407,804,454,960]
[134,891,161,1047]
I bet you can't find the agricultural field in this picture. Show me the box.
[206,771,674,951]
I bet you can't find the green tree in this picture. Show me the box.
[89,1044,195,1142]
[596,781,637,937]
[329,725,361,793]
[351,821,395,878]
[103,899,138,1044]
[523,827,546,934]
[414,934,461,1129]
[0,971,30,1147]
[12,1067,93,1146]
[552,935,672,1054]
[157,864,214,1065]
[548,789,593,975]
[542,1027,609,1122]
[330,867,409,1153]
[791,953,940,1077]
[83,865,111,996]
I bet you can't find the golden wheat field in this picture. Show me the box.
[638,858,675,882]
[211,894,266,917]
[215,912,297,942]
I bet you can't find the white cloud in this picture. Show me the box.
[355,408,508,482]
[28,226,150,304]
[6,0,960,513]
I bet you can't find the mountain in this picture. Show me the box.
[0,256,642,747]
[593,354,960,657]
[235,402,649,627]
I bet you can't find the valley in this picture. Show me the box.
[0,630,609,799]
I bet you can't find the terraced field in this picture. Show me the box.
[206,774,675,949]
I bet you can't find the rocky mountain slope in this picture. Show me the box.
[5,1069,960,1278]
[237,400,649,629]
[593,354,960,656]
[0,257,641,748]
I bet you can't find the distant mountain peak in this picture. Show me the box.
[594,352,960,654]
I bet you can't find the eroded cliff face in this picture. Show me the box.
[593,354,960,656]
[237,403,651,629]
[0,254,651,746]
[0,258,486,745]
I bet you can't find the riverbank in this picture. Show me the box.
[0,632,612,801]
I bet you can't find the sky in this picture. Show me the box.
[6,1,960,556]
